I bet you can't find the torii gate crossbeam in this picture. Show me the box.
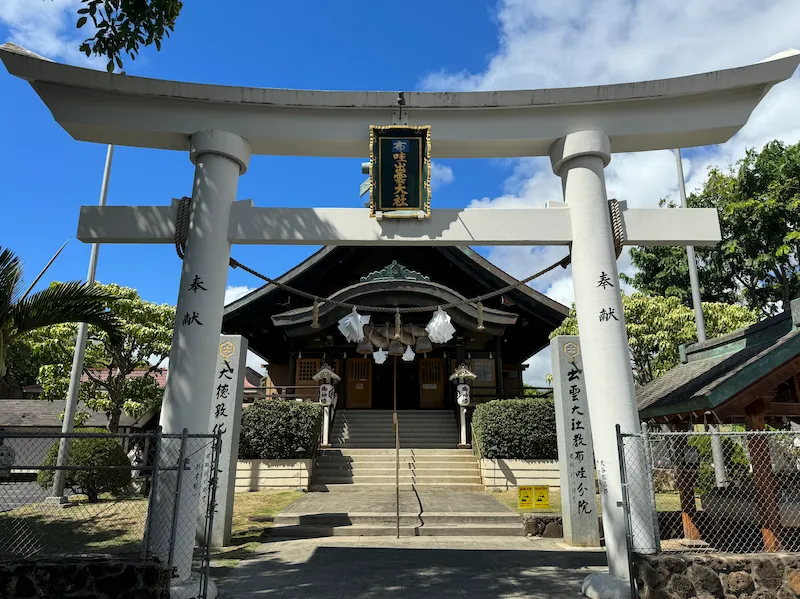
[4,41,798,599]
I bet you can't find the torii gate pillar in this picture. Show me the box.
[154,130,251,589]
[552,131,656,589]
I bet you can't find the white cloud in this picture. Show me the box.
[428,0,800,319]
[426,1,800,381]
[224,285,254,306]
[0,0,103,67]
[523,349,552,387]
[430,161,455,189]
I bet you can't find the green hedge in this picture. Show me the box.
[238,400,322,460]
[687,435,750,496]
[37,428,131,503]
[472,398,558,459]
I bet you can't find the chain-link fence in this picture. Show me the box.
[618,427,800,556]
[0,428,220,599]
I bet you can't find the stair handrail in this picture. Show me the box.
[393,356,400,539]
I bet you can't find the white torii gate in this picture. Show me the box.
[3,42,798,598]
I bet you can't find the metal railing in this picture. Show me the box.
[246,385,320,402]
[0,428,220,599]
[618,426,800,555]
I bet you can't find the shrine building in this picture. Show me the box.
[222,246,567,413]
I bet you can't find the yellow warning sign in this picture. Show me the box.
[518,486,533,509]
[534,485,550,510]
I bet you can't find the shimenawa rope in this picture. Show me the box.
[173,196,625,314]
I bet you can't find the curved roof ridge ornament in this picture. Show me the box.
[2,42,798,157]
[449,363,477,382]
[360,260,431,283]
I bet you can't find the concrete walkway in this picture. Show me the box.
[218,536,607,598]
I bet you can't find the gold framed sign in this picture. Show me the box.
[369,125,431,218]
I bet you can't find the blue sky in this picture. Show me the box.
[2,0,800,382]
[0,1,503,306]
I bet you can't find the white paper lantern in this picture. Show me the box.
[402,345,415,362]
[373,348,388,364]
[319,383,334,406]
[425,307,456,344]
[456,383,471,406]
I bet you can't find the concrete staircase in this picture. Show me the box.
[310,448,483,491]
[330,410,458,449]
[270,489,524,537]
[270,507,523,537]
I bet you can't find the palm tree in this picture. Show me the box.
[0,246,121,388]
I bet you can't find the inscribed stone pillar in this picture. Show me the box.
[550,130,657,584]
[551,336,600,547]
[201,335,247,547]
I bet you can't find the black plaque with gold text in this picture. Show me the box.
[369,125,431,218]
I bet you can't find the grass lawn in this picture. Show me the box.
[206,490,303,579]
[0,488,302,565]
[490,488,565,515]
[230,490,302,536]
[0,492,150,555]
[490,488,701,515]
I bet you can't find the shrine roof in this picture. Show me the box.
[2,42,799,157]
[222,246,568,364]
[0,399,136,428]
[637,302,800,420]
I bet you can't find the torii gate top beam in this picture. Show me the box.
[2,42,798,158]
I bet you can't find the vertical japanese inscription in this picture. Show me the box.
[369,125,431,217]
[182,274,206,326]
[551,336,600,546]
[392,140,409,207]
[203,335,247,547]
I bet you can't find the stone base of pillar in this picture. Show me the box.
[44,496,76,508]
[320,444,332,449]
[457,443,471,449]
[171,572,217,599]
[582,572,632,599]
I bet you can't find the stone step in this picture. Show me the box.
[331,433,458,439]
[266,523,523,538]
[420,512,522,525]
[273,513,423,526]
[308,482,485,492]
[314,464,478,472]
[314,452,478,468]
[313,475,483,484]
[330,443,458,449]
[317,449,474,456]
[267,524,419,538]
[314,469,479,476]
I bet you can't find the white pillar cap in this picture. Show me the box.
[549,131,611,176]
[190,129,253,175]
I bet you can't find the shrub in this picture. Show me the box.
[687,435,750,496]
[37,428,132,502]
[472,398,558,459]
[239,400,322,460]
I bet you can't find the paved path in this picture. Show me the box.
[218,536,607,598]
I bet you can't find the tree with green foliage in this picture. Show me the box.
[552,294,757,385]
[71,0,182,72]
[30,284,174,432]
[522,384,553,399]
[0,247,119,398]
[37,428,132,503]
[623,140,800,317]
